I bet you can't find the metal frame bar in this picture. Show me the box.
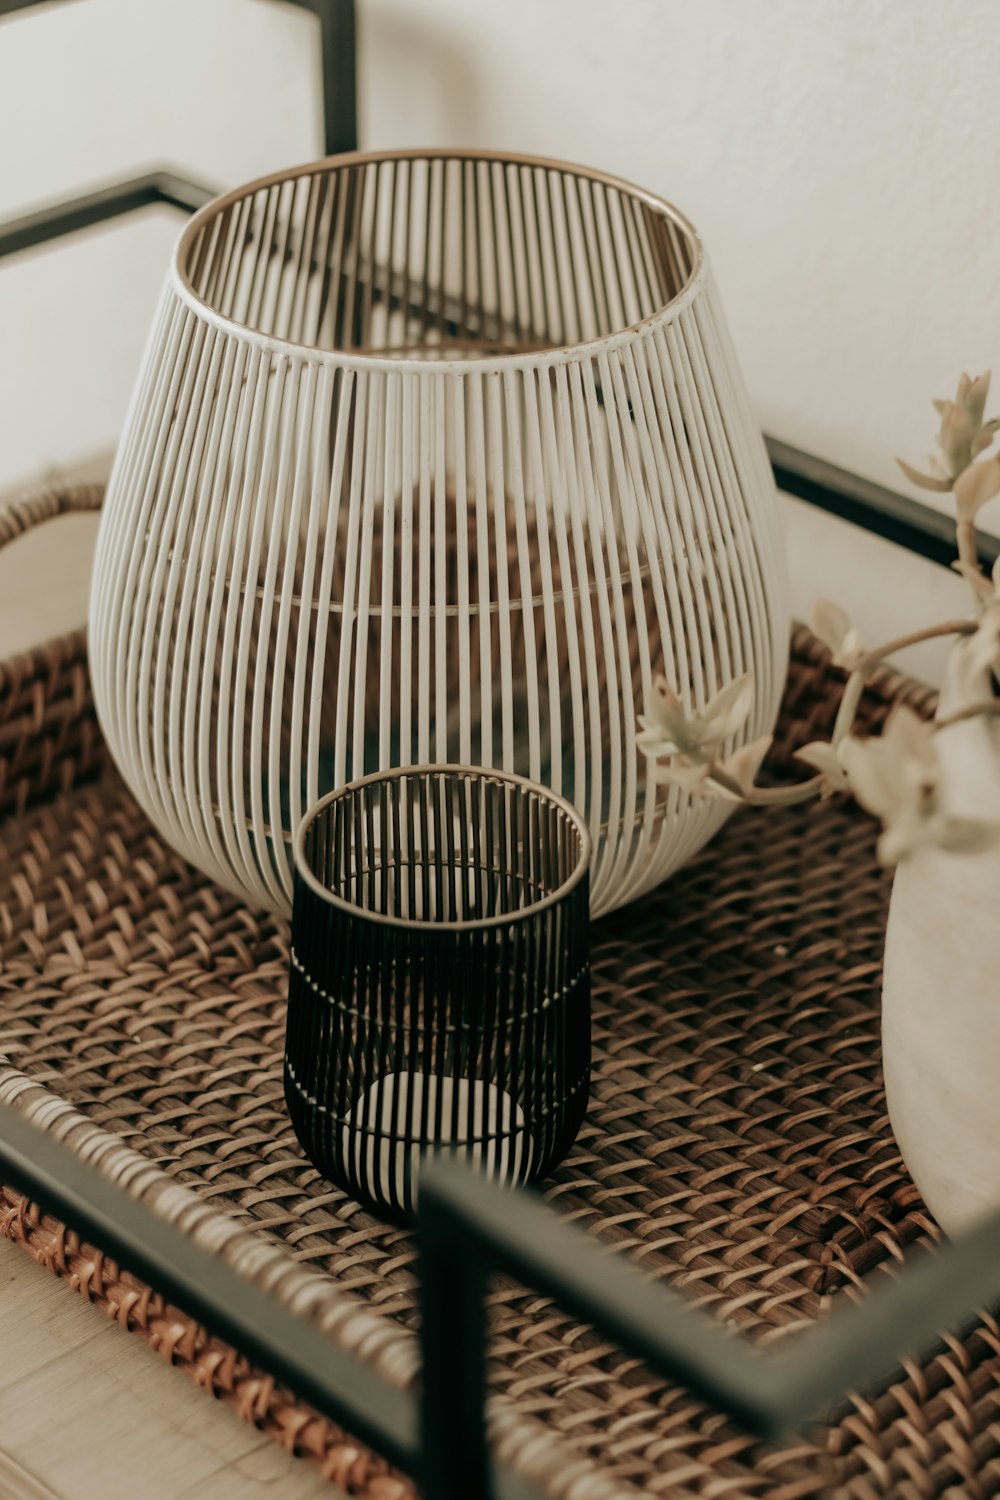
[767,434,1000,569]
[0,0,357,263]
[6,1095,1000,1500]
[0,1104,419,1474]
[0,170,216,259]
[0,1105,539,1500]
[417,1162,1000,1500]
[0,0,79,17]
[285,0,358,158]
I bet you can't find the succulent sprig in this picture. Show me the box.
[637,372,1000,865]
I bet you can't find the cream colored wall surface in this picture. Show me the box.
[2,0,995,520]
[0,0,319,489]
[360,0,998,509]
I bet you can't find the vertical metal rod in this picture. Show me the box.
[5,0,358,155]
[419,1190,491,1500]
[285,0,359,156]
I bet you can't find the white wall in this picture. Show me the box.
[358,0,1000,511]
[0,0,319,489]
[2,0,996,523]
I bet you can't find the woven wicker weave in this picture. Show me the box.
[4,490,998,1499]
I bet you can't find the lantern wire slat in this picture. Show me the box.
[89,149,788,920]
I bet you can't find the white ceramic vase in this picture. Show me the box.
[882,657,1000,1234]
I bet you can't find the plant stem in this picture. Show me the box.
[854,619,976,673]
[685,623,978,810]
[957,517,980,576]
[828,620,975,748]
[745,778,828,807]
[832,672,865,748]
[707,768,826,807]
[935,699,1000,731]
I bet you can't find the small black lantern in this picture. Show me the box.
[285,765,591,1219]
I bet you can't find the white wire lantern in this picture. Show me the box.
[89,149,788,918]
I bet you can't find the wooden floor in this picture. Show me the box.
[0,1239,343,1500]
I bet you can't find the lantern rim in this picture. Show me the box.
[173,147,705,375]
[292,762,592,934]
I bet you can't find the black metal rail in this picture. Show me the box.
[6,1097,1000,1500]
[0,170,216,259]
[417,1161,1000,1500]
[0,0,357,264]
[767,435,999,570]
[289,0,358,162]
[0,1103,417,1473]
[0,1104,544,1500]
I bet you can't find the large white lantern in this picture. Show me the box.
[89,149,788,917]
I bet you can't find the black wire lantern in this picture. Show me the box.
[285,764,592,1219]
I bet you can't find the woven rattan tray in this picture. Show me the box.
[4,489,994,1499]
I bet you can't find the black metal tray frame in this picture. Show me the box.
[0,0,356,262]
[4,5,1000,1498]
